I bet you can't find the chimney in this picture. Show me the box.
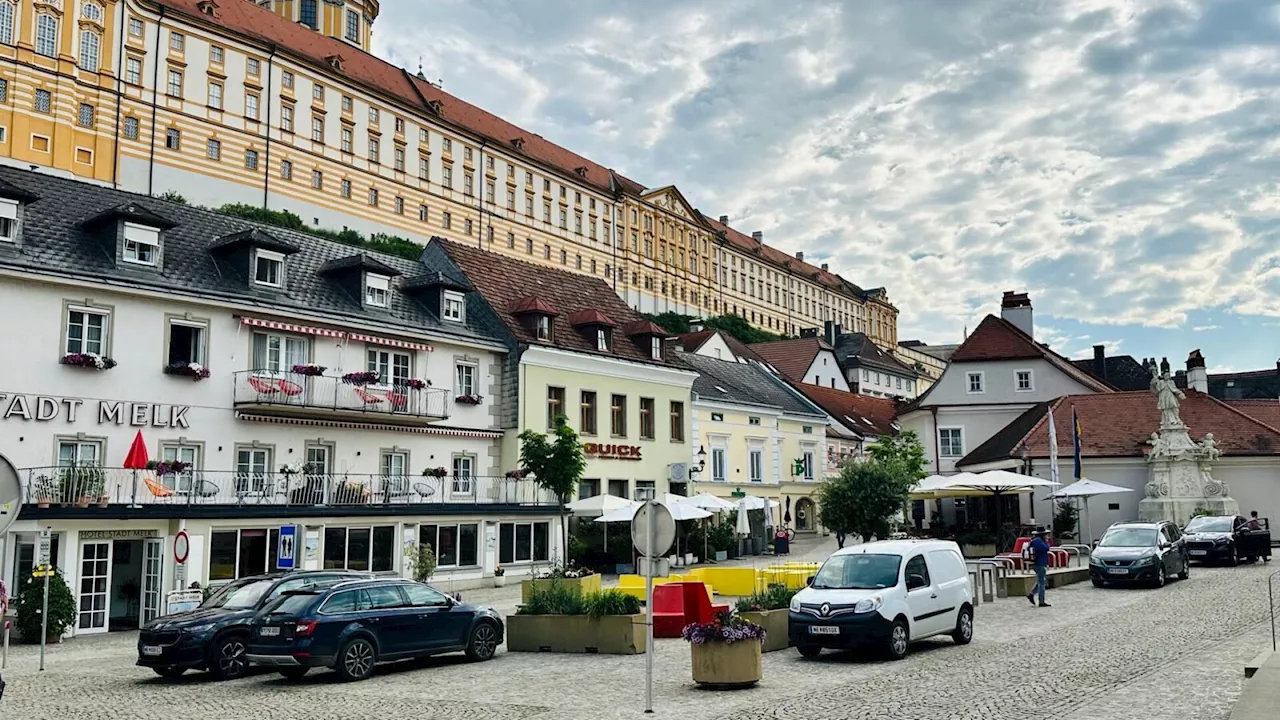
[1000,290,1033,338]
[751,231,763,243]
[1186,349,1208,393]
[689,320,705,333]
[1092,345,1107,381]
[821,263,829,272]
[824,320,836,345]
[718,215,729,224]
[834,323,842,339]
[795,251,804,261]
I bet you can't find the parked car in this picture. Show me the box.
[246,578,502,681]
[1184,515,1272,564]
[137,570,370,680]
[789,539,973,661]
[1089,521,1189,588]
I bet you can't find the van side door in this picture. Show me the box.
[926,549,970,630]
[902,554,943,638]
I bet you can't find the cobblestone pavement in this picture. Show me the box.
[1,554,1275,720]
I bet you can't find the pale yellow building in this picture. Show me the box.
[0,0,898,345]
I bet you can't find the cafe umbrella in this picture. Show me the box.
[123,430,149,507]
[1047,478,1133,544]
[930,471,1061,550]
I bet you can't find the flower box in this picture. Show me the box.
[342,370,381,385]
[60,353,116,370]
[455,394,484,406]
[506,613,646,654]
[520,573,601,603]
[690,637,762,688]
[739,609,790,653]
[403,378,429,390]
[163,361,211,380]
[291,364,326,376]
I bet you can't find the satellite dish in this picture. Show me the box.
[631,501,676,557]
[0,453,22,535]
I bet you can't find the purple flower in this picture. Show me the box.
[681,612,766,645]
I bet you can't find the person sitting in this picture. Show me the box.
[1247,511,1262,531]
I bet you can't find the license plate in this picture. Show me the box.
[141,645,163,656]
[1190,550,1207,556]
[259,626,280,636]
[1107,568,1129,575]
[809,625,839,635]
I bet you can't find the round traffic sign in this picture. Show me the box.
[174,530,190,565]
[631,501,677,557]
[0,453,21,536]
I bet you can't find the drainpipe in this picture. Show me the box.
[261,45,278,208]
[145,5,166,196]
[930,406,940,474]
[109,0,127,187]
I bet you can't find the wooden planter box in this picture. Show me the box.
[520,573,602,602]
[506,613,646,654]
[690,640,762,688]
[961,543,997,558]
[740,609,790,652]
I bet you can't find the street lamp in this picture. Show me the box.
[688,445,707,479]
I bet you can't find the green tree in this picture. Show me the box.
[865,430,927,485]
[817,461,916,544]
[16,568,77,642]
[518,415,586,565]
[642,312,694,335]
[704,314,787,344]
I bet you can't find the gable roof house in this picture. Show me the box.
[896,292,1114,478]
[748,337,851,392]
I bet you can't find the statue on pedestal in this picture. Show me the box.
[1149,366,1186,430]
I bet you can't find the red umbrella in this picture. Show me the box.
[123,431,149,470]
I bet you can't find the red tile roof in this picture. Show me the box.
[508,296,560,316]
[433,238,672,365]
[963,391,1280,462]
[677,329,716,352]
[947,315,1113,392]
[566,309,617,327]
[1226,400,1280,432]
[749,337,831,382]
[791,382,899,437]
[622,319,669,337]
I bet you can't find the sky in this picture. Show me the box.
[373,0,1280,372]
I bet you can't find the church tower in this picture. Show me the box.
[256,0,380,52]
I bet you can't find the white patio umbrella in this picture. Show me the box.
[566,494,633,551]
[1048,478,1133,544]
[592,497,712,523]
[687,493,737,512]
[932,471,1061,549]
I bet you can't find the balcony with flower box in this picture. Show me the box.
[18,466,557,519]
[231,369,451,425]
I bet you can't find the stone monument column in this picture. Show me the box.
[1138,365,1238,525]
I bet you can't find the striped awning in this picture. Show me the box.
[239,316,345,338]
[348,333,433,353]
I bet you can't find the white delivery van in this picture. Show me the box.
[788,539,973,660]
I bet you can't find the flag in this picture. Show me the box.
[1047,409,1060,486]
[1072,405,1083,480]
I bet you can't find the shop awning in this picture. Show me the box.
[347,332,433,353]
[239,316,345,338]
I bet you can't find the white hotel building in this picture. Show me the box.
[0,166,558,637]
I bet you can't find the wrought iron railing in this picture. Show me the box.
[231,371,451,420]
[21,467,557,507]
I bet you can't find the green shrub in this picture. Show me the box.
[214,204,424,261]
[734,583,797,613]
[517,581,583,616]
[582,589,641,618]
[406,543,437,583]
[16,568,77,641]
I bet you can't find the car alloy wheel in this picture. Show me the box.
[1154,565,1166,588]
[210,636,248,680]
[953,607,973,645]
[467,623,499,661]
[341,639,375,681]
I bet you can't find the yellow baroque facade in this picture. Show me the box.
[0,0,898,346]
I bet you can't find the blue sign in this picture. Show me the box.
[277,525,297,570]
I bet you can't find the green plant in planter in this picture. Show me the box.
[734,583,797,613]
[1052,501,1080,539]
[517,581,584,616]
[582,589,641,618]
[406,543,437,583]
[16,568,77,641]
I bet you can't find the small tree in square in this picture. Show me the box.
[519,415,586,565]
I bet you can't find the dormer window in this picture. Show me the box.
[650,336,662,360]
[536,315,552,340]
[597,328,611,351]
[0,199,17,242]
[255,250,284,287]
[442,290,465,322]
[122,222,159,266]
[365,274,390,308]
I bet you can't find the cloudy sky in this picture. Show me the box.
[375,0,1280,372]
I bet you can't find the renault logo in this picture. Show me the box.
[820,603,831,617]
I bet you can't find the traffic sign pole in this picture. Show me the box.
[645,496,655,714]
[37,526,50,671]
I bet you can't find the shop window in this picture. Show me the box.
[323,525,394,572]
[498,521,550,564]
[208,528,280,580]
[419,523,478,567]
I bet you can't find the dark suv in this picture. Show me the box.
[137,571,369,680]
[1090,521,1189,588]
[246,578,502,682]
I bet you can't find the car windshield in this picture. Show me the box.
[201,578,275,609]
[1185,517,1233,533]
[812,553,901,590]
[1099,527,1158,548]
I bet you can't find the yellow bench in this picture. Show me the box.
[692,567,757,597]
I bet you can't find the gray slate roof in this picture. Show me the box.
[677,351,825,417]
[0,166,499,346]
[834,332,918,377]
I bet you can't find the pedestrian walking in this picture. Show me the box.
[835,531,846,549]
[1026,527,1052,608]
